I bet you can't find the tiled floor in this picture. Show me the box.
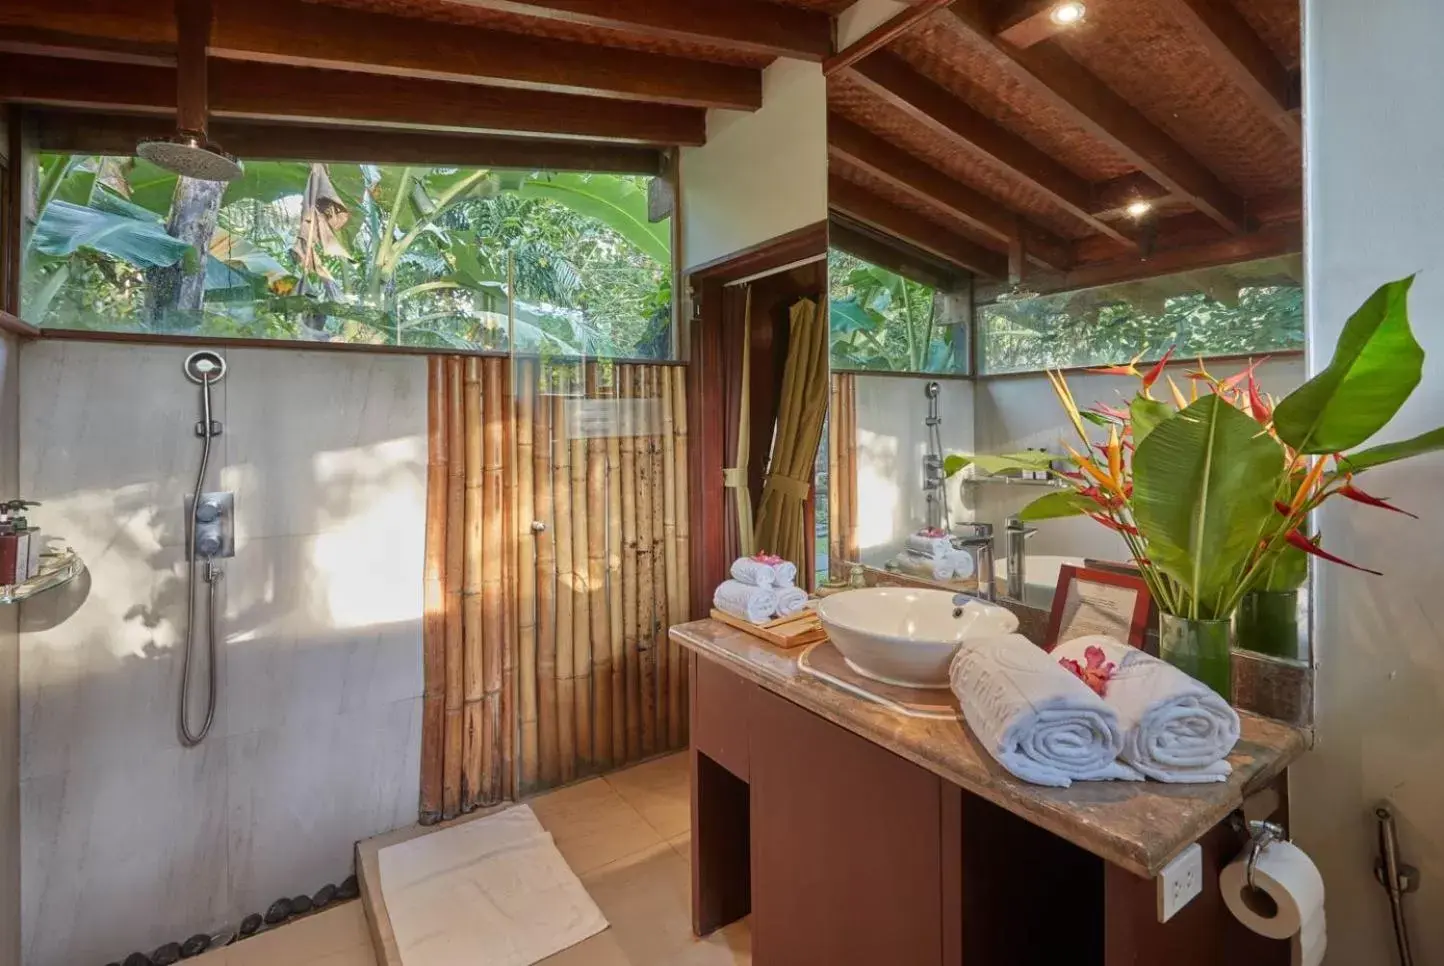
[198,752,747,966]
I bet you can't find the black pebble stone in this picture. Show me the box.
[289,895,313,916]
[336,875,359,900]
[264,898,292,924]
[312,883,337,908]
[239,914,263,937]
[150,942,181,966]
[122,954,153,966]
[179,934,211,959]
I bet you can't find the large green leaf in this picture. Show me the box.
[222,161,310,206]
[1132,394,1285,618]
[1340,426,1444,473]
[944,451,1055,477]
[1130,396,1173,445]
[1018,489,1092,521]
[1273,277,1421,453]
[30,200,192,269]
[1255,540,1308,593]
[125,158,181,215]
[829,297,880,336]
[518,174,669,265]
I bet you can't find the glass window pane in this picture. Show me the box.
[828,249,968,375]
[977,255,1303,374]
[22,155,673,359]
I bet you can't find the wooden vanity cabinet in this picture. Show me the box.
[690,654,1290,966]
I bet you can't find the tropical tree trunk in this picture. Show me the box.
[146,176,225,325]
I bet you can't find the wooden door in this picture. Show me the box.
[749,688,946,966]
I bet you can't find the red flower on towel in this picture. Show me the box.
[751,552,784,565]
[1059,646,1116,697]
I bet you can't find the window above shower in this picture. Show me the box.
[827,248,969,376]
[21,154,675,360]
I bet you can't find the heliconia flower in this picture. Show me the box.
[1059,645,1117,697]
[1338,482,1419,518]
[1067,444,1122,495]
[1091,402,1130,421]
[1105,425,1123,485]
[1247,372,1272,424]
[1141,346,1176,390]
[1047,369,1089,443]
[1285,529,1382,575]
[1219,358,1264,393]
[1088,512,1138,535]
[1166,374,1189,410]
[1087,350,1146,378]
[1289,458,1327,513]
[1274,501,1293,517]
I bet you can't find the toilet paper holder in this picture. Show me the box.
[1240,818,1286,891]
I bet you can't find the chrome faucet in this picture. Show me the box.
[1004,516,1037,601]
[951,522,995,602]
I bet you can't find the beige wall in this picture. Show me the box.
[680,58,827,271]
[18,342,425,966]
[1294,0,1444,959]
[0,333,19,966]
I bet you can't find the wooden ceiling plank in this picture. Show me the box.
[847,53,1135,247]
[33,110,665,173]
[0,26,174,67]
[941,5,1249,234]
[829,174,1009,278]
[828,112,1072,269]
[1154,0,1301,144]
[442,0,832,61]
[0,54,707,146]
[996,0,1077,49]
[0,0,761,111]
[975,220,1301,301]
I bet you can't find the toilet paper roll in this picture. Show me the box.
[1220,840,1325,941]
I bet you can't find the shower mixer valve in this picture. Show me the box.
[188,491,235,560]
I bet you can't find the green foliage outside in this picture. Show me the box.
[978,255,1304,373]
[23,155,672,358]
[827,249,966,374]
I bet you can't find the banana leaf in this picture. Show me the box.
[30,200,193,269]
[1132,394,1285,618]
[1254,540,1308,593]
[1340,426,1444,474]
[1018,489,1092,521]
[1273,277,1422,453]
[1130,396,1173,444]
[519,173,669,265]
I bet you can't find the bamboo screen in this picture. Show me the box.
[827,372,860,583]
[422,355,692,822]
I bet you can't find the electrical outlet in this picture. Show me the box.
[1156,842,1203,923]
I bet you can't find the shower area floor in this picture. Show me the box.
[205,753,748,966]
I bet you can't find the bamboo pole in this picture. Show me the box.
[648,366,668,750]
[672,361,691,745]
[553,386,577,783]
[634,365,658,757]
[605,366,625,763]
[481,357,505,805]
[501,361,517,803]
[586,363,612,770]
[845,374,860,562]
[443,356,465,820]
[420,357,447,824]
[661,366,682,748]
[461,357,485,811]
[516,359,538,793]
[619,364,640,762]
[569,369,592,773]
[535,366,560,788]
[828,375,841,583]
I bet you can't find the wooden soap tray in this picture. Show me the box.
[709,607,827,649]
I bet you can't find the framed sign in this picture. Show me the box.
[1044,564,1151,651]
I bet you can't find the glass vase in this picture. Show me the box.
[1233,590,1301,662]
[1158,613,1233,700]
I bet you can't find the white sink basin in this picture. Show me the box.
[815,588,1019,689]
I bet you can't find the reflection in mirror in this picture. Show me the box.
[820,0,1306,667]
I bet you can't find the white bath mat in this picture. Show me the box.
[377,804,608,966]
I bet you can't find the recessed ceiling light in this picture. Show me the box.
[1126,200,1154,219]
[1050,1,1087,26]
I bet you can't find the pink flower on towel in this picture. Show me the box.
[1059,646,1116,698]
[751,552,783,565]
[918,527,948,538]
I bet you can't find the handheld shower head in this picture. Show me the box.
[137,132,242,183]
[184,350,227,384]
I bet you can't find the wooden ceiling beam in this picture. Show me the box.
[995,0,1079,49]
[1154,0,1301,144]
[941,4,1249,233]
[0,26,174,67]
[829,174,1009,278]
[975,219,1301,301]
[0,54,707,146]
[847,53,1135,247]
[1090,173,1177,220]
[442,0,831,62]
[0,0,761,110]
[828,113,1073,270]
[32,110,664,173]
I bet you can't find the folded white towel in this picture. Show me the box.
[891,550,954,582]
[949,634,1142,788]
[1053,635,1240,784]
[946,549,976,580]
[906,532,953,558]
[713,580,779,623]
[730,557,797,588]
[775,586,809,617]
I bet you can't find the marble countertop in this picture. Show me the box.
[671,618,1307,879]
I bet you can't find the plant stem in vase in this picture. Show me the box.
[1158,614,1233,700]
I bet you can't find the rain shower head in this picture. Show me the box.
[137,131,242,183]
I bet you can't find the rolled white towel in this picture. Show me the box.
[905,532,953,558]
[730,556,798,588]
[891,550,954,582]
[775,585,809,617]
[713,580,779,623]
[946,549,976,580]
[949,634,1142,788]
[1053,636,1240,783]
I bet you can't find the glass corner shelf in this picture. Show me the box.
[957,474,1063,488]
[1,549,85,604]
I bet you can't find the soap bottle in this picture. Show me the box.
[0,507,17,585]
[10,501,41,580]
